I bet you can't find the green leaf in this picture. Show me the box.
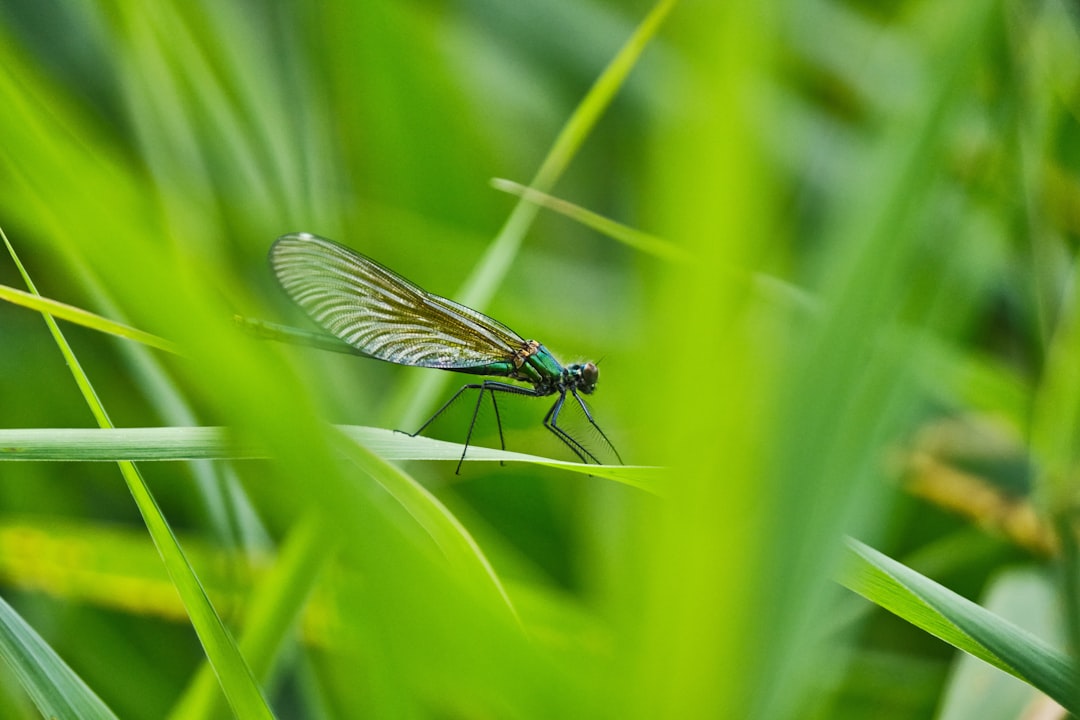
[168,512,332,720]
[0,591,120,720]
[937,568,1063,720]
[489,178,688,262]
[0,426,661,493]
[840,538,1076,711]
[0,283,178,354]
[331,428,521,623]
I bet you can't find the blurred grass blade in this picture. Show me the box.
[490,178,688,262]
[1028,213,1080,514]
[907,333,1030,425]
[0,282,179,354]
[331,428,520,623]
[391,0,677,428]
[741,0,1000,714]
[1030,228,1080,695]
[0,18,258,567]
[0,591,119,720]
[523,0,677,194]
[0,426,661,491]
[489,177,815,315]
[1,229,276,719]
[168,512,332,720]
[840,538,1076,710]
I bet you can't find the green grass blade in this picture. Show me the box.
[390,0,677,429]
[330,427,520,624]
[490,178,688,262]
[0,591,120,720]
[0,282,179,354]
[168,512,332,720]
[840,538,1076,710]
[0,426,660,492]
[936,569,1064,720]
[523,0,677,193]
[1,229,276,719]
[488,177,817,317]
[335,427,659,489]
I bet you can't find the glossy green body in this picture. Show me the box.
[458,343,564,386]
[518,345,564,383]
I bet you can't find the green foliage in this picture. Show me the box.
[2,0,1080,718]
[842,539,1073,708]
[0,591,118,720]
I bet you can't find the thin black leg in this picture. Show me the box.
[543,392,601,464]
[489,390,506,466]
[456,384,489,474]
[569,388,623,465]
[410,381,540,472]
[408,383,486,438]
[406,380,618,469]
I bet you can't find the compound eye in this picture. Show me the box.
[581,362,599,386]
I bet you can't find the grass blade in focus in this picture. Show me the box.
[0,426,660,491]
[840,538,1075,710]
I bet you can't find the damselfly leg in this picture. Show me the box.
[408,380,611,472]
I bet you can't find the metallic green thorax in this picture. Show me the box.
[458,340,563,385]
[517,344,564,384]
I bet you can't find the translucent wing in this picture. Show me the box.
[269,233,525,369]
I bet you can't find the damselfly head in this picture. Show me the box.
[568,361,599,394]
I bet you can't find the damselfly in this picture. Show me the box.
[254,232,621,472]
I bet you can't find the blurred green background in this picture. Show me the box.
[1,0,1078,717]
